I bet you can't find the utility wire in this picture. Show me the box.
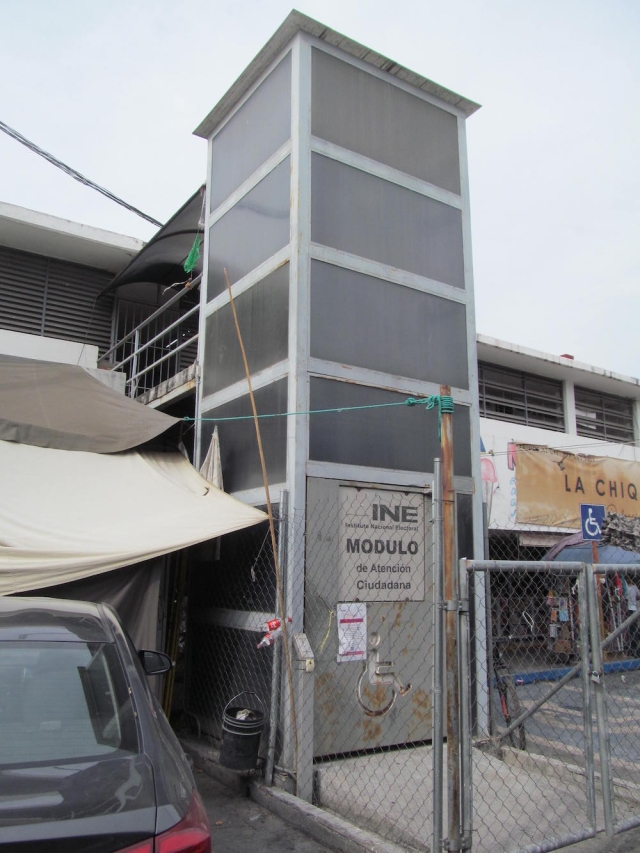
[0,119,163,228]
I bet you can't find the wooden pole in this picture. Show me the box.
[223,269,299,778]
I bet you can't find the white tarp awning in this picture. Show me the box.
[0,439,267,595]
[0,354,179,453]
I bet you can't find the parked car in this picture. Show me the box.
[0,596,211,853]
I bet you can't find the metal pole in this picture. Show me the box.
[130,328,140,397]
[578,567,597,831]
[473,503,493,735]
[458,558,473,850]
[441,384,461,853]
[432,460,444,853]
[586,563,615,835]
[484,568,497,738]
[473,504,490,739]
[265,491,288,786]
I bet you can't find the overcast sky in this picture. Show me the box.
[1,1,638,377]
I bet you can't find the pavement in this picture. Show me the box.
[564,826,640,853]
[194,767,332,852]
[189,738,640,853]
[186,658,640,852]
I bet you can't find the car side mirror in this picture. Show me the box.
[139,650,173,676]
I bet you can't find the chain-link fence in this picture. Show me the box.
[176,488,640,853]
[182,486,438,850]
[466,558,640,853]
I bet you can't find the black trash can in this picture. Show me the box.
[219,693,264,772]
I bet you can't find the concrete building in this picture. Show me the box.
[2,9,640,807]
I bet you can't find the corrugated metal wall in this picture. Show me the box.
[0,245,115,355]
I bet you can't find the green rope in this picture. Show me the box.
[406,394,454,438]
[183,235,202,274]
[185,395,454,436]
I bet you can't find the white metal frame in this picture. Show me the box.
[197,24,487,754]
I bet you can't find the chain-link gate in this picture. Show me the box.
[462,559,640,853]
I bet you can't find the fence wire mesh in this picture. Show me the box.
[468,557,640,853]
[182,490,437,850]
[176,493,640,853]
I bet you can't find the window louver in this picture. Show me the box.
[0,246,115,356]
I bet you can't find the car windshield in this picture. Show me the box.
[0,641,139,765]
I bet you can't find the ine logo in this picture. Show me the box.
[371,504,418,523]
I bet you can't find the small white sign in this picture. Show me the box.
[337,602,367,663]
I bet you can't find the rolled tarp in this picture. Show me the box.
[0,354,178,453]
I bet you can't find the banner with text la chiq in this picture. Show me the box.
[515,444,640,529]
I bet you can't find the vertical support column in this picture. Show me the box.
[441,385,461,852]
[286,34,311,634]
[281,33,312,777]
[458,114,488,740]
[194,135,215,469]
[432,459,444,853]
[586,563,615,835]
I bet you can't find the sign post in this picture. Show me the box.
[580,503,607,646]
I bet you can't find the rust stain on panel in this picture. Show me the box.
[361,717,383,743]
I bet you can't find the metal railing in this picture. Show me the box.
[99,275,201,398]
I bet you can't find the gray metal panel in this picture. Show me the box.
[306,478,434,755]
[457,493,474,560]
[200,378,288,493]
[310,260,469,389]
[308,377,472,477]
[194,11,480,138]
[312,48,460,195]
[202,263,290,398]
[210,53,292,212]
[311,154,465,288]
[207,157,291,301]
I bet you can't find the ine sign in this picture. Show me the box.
[580,503,605,541]
[338,487,425,602]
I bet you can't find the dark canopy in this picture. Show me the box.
[101,186,205,294]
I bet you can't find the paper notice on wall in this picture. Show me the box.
[337,602,367,663]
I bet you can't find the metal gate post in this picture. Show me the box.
[577,566,597,831]
[586,563,615,835]
[441,385,461,852]
[265,490,288,786]
[433,459,444,853]
[458,559,472,850]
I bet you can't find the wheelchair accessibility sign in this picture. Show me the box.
[580,504,605,541]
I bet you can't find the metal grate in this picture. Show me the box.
[0,245,114,355]
[575,386,635,445]
[478,362,565,431]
